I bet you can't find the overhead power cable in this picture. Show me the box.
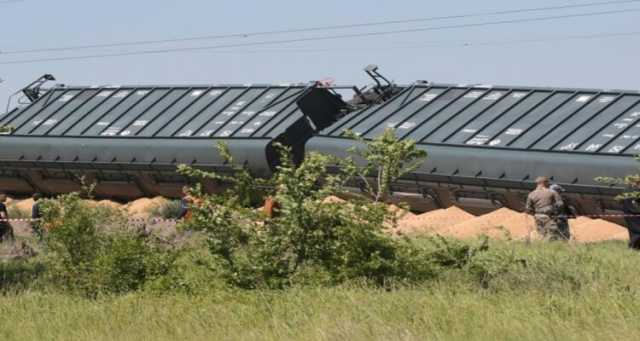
[0,0,24,4]
[1,0,639,55]
[453,31,640,47]
[177,31,640,54]
[1,8,639,65]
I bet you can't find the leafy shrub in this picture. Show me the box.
[144,246,227,294]
[41,192,178,297]
[177,132,486,289]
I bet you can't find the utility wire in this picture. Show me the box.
[175,31,640,54]
[1,8,639,65]
[0,0,24,4]
[1,0,639,55]
[457,31,640,47]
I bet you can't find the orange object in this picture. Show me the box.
[263,197,279,218]
[182,194,202,222]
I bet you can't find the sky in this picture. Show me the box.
[1,0,639,111]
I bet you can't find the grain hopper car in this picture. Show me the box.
[0,75,347,198]
[1,69,639,217]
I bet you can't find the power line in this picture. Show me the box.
[180,31,640,54]
[0,0,24,4]
[1,8,639,65]
[1,0,639,55]
[151,31,640,54]
[457,31,640,47]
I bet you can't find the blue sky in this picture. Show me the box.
[1,0,639,110]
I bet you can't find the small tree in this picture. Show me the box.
[344,128,427,202]
[596,155,640,200]
[0,125,13,134]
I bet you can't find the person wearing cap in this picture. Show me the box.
[525,177,564,240]
[550,184,573,241]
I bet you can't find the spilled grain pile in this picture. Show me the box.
[14,199,34,214]
[613,230,630,240]
[85,199,123,211]
[97,200,123,211]
[397,206,475,234]
[441,207,533,240]
[570,217,627,243]
[436,211,628,242]
[388,204,415,220]
[322,195,346,204]
[126,197,169,218]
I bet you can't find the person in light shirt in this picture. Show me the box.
[525,177,564,240]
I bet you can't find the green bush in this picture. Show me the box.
[41,192,178,297]
[177,133,489,289]
[144,246,227,294]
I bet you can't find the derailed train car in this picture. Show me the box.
[309,81,640,216]
[1,71,639,217]
[0,77,347,198]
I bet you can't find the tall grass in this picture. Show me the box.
[0,240,638,341]
[0,281,638,340]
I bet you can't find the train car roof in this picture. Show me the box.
[322,82,640,157]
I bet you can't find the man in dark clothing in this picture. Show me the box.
[621,198,640,250]
[0,193,14,242]
[550,184,573,241]
[31,193,44,241]
[178,197,190,220]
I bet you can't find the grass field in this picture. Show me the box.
[1,240,639,341]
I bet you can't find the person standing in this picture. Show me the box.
[621,197,640,250]
[178,186,195,220]
[525,177,564,240]
[0,194,15,242]
[31,193,44,241]
[550,184,573,241]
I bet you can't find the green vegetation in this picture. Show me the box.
[1,241,639,341]
[596,155,640,199]
[0,129,637,340]
[149,199,183,219]
[177,131,440,288]
[39,192,179,297]
[345,128,427,202]
[0,125,13,134]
